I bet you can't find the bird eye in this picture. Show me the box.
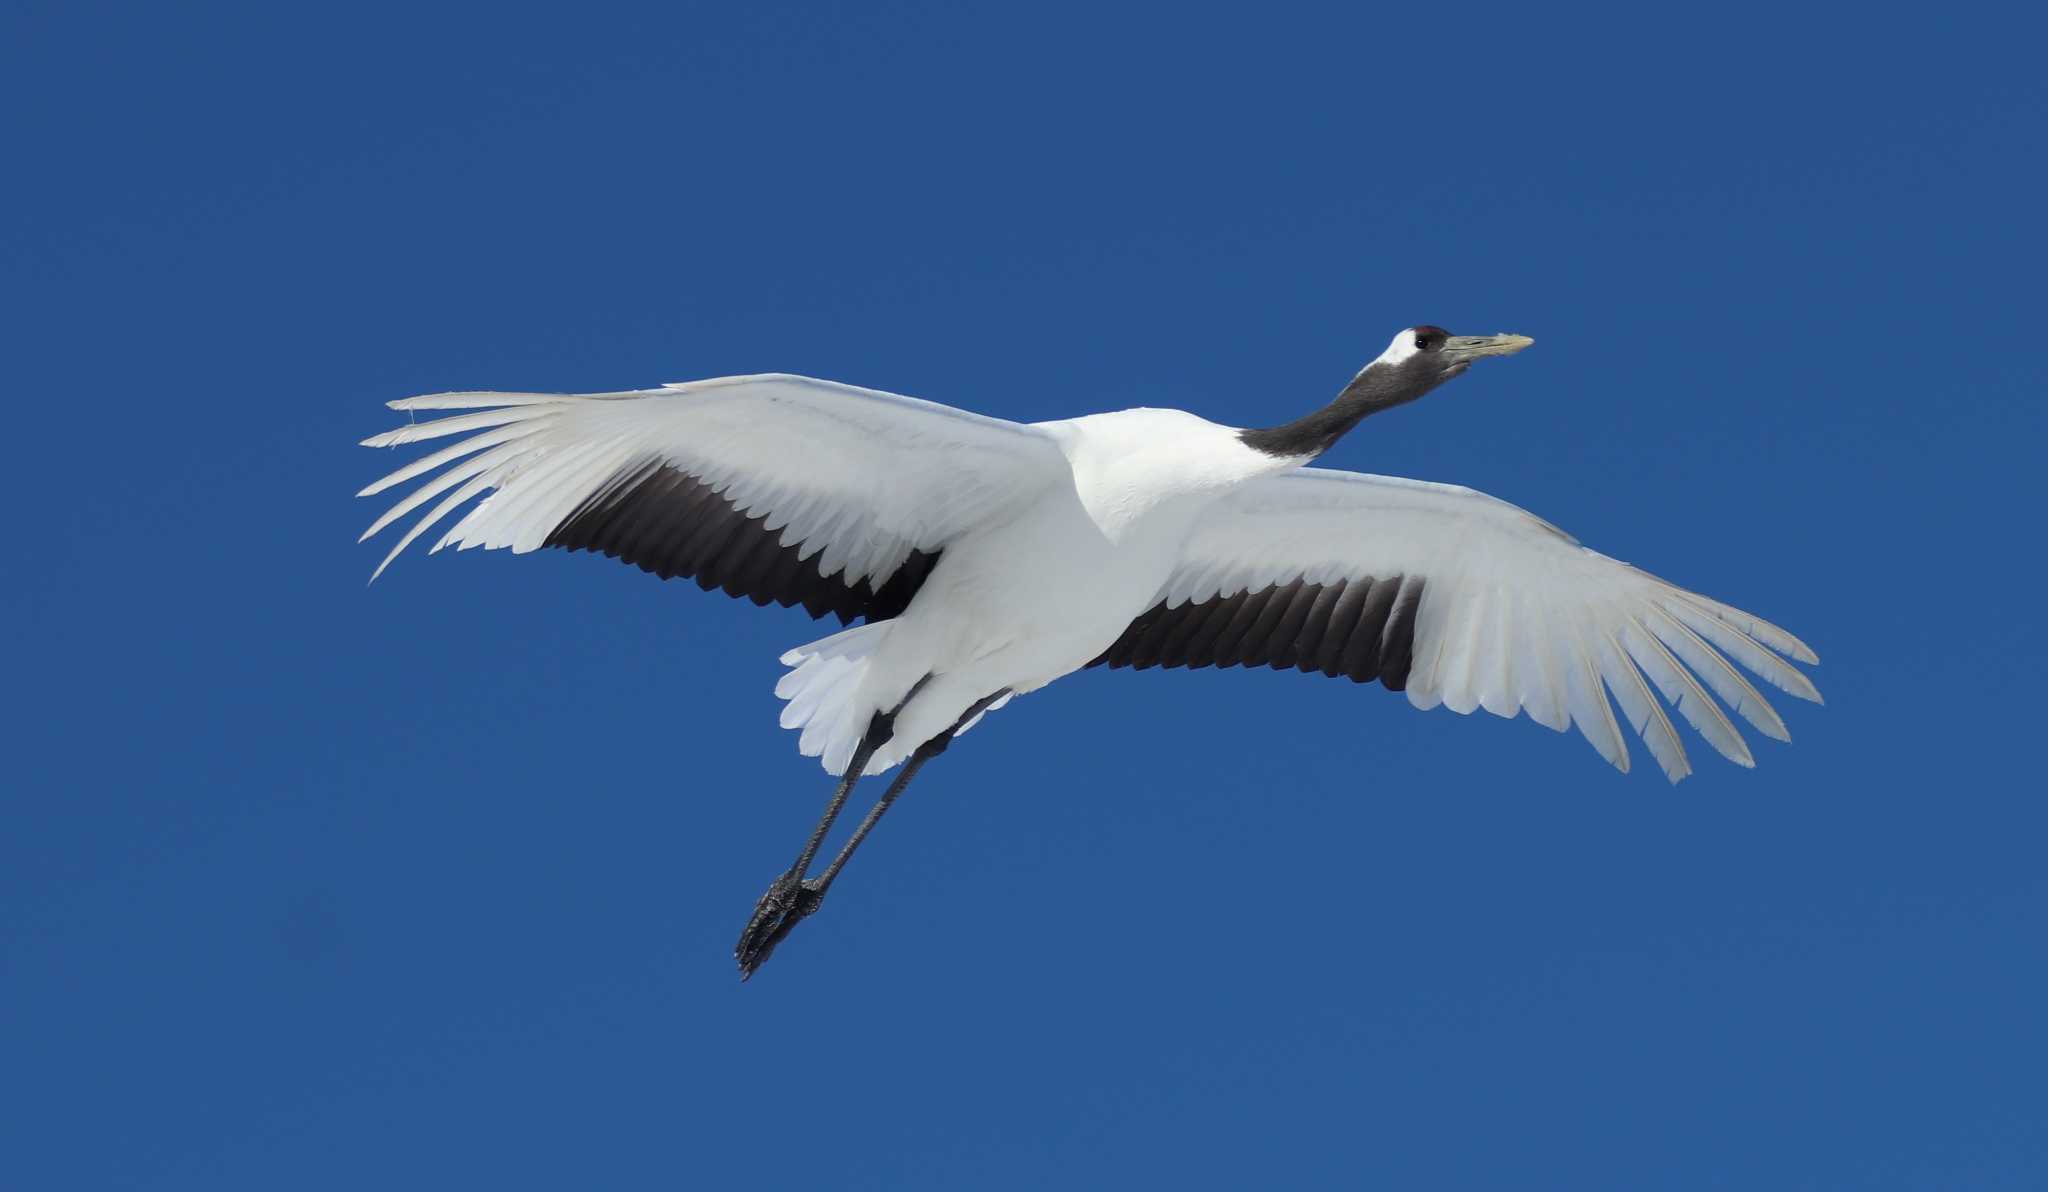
[1414,331,1443,351]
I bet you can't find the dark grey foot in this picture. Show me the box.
[735,873,824,979]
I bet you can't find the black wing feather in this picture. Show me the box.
[1090,574,1426,692]
[545,463,936,625]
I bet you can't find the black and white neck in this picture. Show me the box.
[1239,326,1534,460]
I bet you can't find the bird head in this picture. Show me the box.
[1366,325,1535,390]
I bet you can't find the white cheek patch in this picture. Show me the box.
[1369,328,1424,370]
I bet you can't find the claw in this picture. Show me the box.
[735,874,823,979]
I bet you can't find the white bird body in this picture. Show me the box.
[357,324,1821,975]
[796,407,1303,772]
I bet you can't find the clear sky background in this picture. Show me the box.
[5,3,2045,1188]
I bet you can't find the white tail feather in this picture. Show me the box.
[777,622,897,777]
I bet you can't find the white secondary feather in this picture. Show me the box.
[358,373,1068,583]
[1160,467,1822,782]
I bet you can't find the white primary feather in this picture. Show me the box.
[358,373,1069,585]
[1160,467,1821,782]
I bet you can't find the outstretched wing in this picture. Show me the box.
[1093,468,1821,781]
[359,373,1067,623]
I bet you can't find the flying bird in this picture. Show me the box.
[358,327,1820,977]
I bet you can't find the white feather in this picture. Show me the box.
[359,406,557,450]
[1158,467,1820,781]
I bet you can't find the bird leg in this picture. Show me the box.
[734,690,1009,979]
[733,709,894,976]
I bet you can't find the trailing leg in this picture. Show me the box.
[733,707,894,974]
[734,690,1009,979]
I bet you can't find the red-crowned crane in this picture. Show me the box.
[358,327,1820,976]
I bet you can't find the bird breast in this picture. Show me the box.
[877,409,1294,691]
[1041,407,1292,539]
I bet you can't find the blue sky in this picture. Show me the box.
[5,2,2045,1187]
